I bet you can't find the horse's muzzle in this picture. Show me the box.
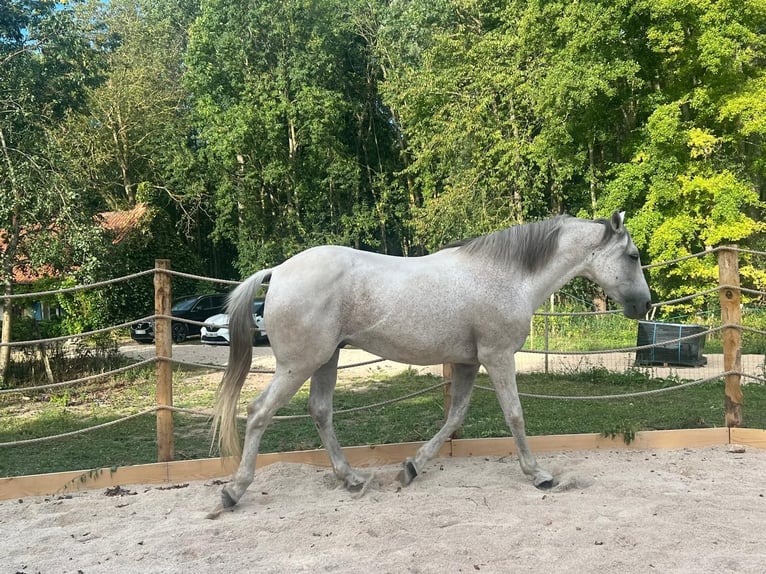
[622,298,652,320]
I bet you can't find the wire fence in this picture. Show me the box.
[1,246,764,464]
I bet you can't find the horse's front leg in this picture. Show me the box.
[484,354,555,489]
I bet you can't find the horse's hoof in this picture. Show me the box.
[397,460,418,486]
[346,480,364,492]
[531,468,556,490]
[534,477,556,490]
[535,479,554,490]
[221,486,238,508]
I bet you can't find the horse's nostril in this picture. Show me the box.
[645,301,652,311]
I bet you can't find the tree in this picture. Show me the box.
[377,0,647,250]
[376,0,764,303]
[599,0,766,310]
[186,0,407,273]
[57,206,203,333]
[51,0,226,280]
[0,0,105,382]
[56,0,200,210]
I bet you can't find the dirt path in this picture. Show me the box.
[120,341,443,389]
[120,341,763,388]
[4,445,766,573]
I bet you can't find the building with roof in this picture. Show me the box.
[1,203,151,321]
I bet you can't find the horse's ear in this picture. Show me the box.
[610,210,625,232]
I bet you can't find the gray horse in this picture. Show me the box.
[209,211,651,516]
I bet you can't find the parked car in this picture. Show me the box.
[201,299,266,345]
[130,293,228,344]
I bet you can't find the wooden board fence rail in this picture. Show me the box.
[3,427,761,501]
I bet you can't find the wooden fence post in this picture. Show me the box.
[717,246,743,428]
[154,259,174,462]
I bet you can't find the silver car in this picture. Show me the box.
[201,299,266,345]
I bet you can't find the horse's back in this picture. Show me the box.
[270,244,455,292]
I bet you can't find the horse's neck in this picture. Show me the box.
[523,220,600,309]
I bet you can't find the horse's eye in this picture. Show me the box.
[628,252,639,261]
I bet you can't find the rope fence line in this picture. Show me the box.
[651,284,765,307]
[740,325,766,337]
[0,269,156,300]
[0,358,156,395]
[641,245,766,270]
[1,245,760,310]
[0,318,755,397]
[522,323,732,356]
[0,316,155,348]
[5,279,760,348]
[0,355,389,396]
[2,279,761,350]
[642,248,720,269]
[0,266,242,303]
[163,268,242,286]
[476,371,738,400]
[166,356,387,373]
[0,408,158,448]
[0,370,756,444]
[2,366,753,448]
[722,247,766,257]
[0,381,450,447]
[2,246,764,459]
[742,372,766,385]
[265,381,448,422]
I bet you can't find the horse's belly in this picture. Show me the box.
[343,330,478,366]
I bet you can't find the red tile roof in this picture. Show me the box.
[4,203,149,283]
[98,203,149,245]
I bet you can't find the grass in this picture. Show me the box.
[525,313,637,352]
[2,365,766,478]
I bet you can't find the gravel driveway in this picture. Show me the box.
[120,340,762,385]
[119,340,441,384]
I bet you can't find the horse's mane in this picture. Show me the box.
[452,215,616,273]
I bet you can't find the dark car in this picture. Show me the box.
[130,293,228,344]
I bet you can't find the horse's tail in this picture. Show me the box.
[211,268,273,458]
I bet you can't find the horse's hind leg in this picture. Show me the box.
[221,366,308,509]
[309,349,368,490]
[399,363,480,486]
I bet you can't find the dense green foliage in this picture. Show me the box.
[185,0,410,270]
[2,0,766,342]
[0,0,107,376]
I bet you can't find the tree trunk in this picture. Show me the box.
[0,222,15,383]
[0,286,12,384]
[111,103,134,205]
[0,127,20,383]
[588,138,598,216]
[32,320,54,385]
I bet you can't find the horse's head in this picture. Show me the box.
[585,211,652,320]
